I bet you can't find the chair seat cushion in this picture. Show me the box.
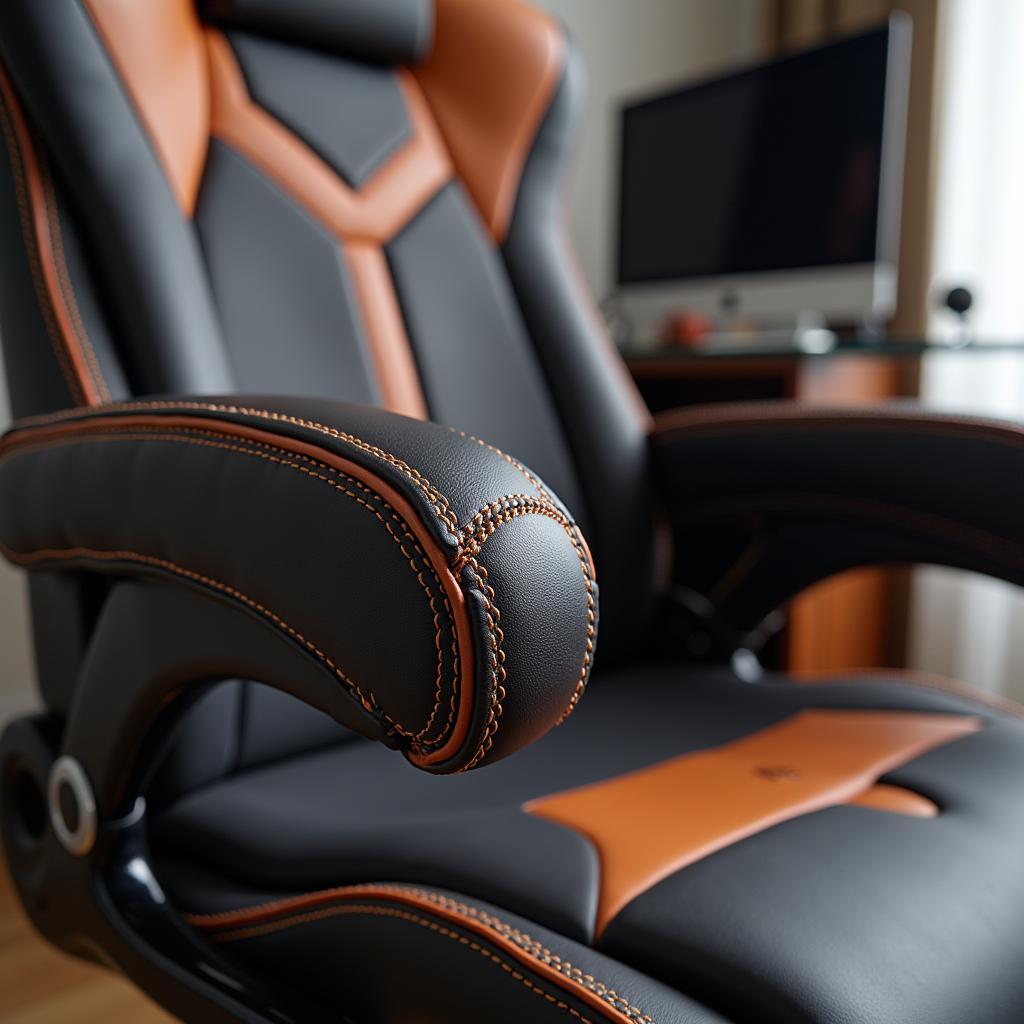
[153,664,1024,1024]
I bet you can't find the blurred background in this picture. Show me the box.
[1,0,1021,731]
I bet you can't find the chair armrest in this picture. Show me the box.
[650,401,1024,639]
[0,396,597,774]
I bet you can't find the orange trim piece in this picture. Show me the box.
[83,0,209,215]
[189,884,641,1024]
[849,782,938,817]
[205,31,451,244]
[527,710,979,935]
[344,242,428,420]
[204,30,435,419]
[414,0,565,242]
[0,414,474,766]
[0,68,105,406]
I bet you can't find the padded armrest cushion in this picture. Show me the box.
[0,396,597,773]
[650,401,1024,634]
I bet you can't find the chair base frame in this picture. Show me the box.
[0,577,354,1022]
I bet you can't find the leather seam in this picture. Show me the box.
[0,83,85,406]
[451,427,547,497]
[189,884,653,1023]
[0,542,414,731]
[448,427,596,730]
[454,493,595,734]
[7,401,462,534]
[0,426,461,747]
[460,554,506,771]
[36,146,112,404]
[208,903,602,1024]
[3,403,596,760]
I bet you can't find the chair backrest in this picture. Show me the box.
[0,0,656,785]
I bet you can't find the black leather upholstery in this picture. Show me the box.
[0,0,654,779]
[0,396,597,772]
[0,0,235,396]
[0,1,1023,1022]
[653,403,1024,634]
[153,664,1024,1024]
[188,883,732,1024]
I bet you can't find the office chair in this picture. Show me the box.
[1,1,1022,1021]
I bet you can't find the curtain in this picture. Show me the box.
[907,0,1024,703]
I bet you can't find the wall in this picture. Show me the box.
[534,0,763,298]
[907,0,1024,704]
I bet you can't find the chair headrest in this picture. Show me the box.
[201,0,434,65]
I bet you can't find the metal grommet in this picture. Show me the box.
[47,756,97,857]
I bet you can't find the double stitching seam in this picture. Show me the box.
[6,400,461,534]
[454,493,572,573]
[190,884,654,1024]
[446,434,596,725]
[1,542,401,727]
[209,904,600,1024]
[3,404,599,759]
[451,427,547,497]
[453,492,596,738]
[0,426,459,747]
[460,555,507,771]
[0,89,84,406]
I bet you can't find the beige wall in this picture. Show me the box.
[535,0,763,298]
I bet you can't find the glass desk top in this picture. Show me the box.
[619,337,1024,362]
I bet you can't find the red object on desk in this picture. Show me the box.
[660,310,712,347]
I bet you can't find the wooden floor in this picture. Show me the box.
[0,858,172,1023]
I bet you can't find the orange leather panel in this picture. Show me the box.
[83,0,208,215]
[206,32,451,244]
[0,413,474,766]
[414,0,564,242]
[205,30,437,419]
[527,710,979,934]
[0,68,107,406]
[344,243,429,421]
[850,782,938,817]
[188,884,637,1024]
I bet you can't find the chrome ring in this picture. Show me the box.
[47,756,97,857]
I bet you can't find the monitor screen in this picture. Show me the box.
[617,25,900,287]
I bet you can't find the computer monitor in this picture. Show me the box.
[615,16,912,338]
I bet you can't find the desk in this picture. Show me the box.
[623,339,1024,676]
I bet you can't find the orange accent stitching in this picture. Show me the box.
[453,491,596,734]
[36,148,112,404]
[0,84,84,406]
[2,403,600,755]
[460,554,507,771]
[0,541,407,725]
[0,425,464,746]
[452,427,547,496]
[454,493,569,571]
[189,883,653,1023]
[211,904,599,1024]
[6,400,461,532]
